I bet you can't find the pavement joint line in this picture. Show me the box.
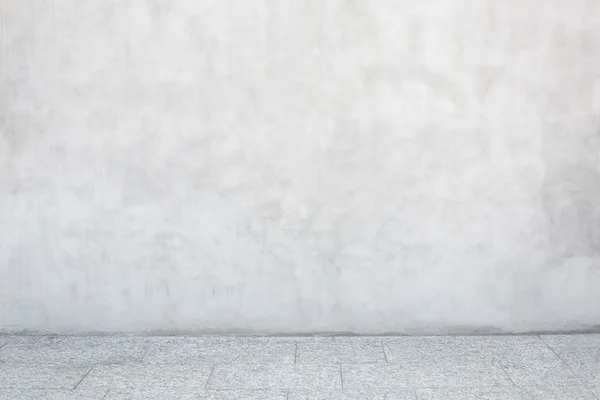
[204,365,216,390]
[72,367,92,390]
[294,343,298,364]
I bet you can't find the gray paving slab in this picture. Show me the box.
[0,390,108,400]
[206,364,342,390]
[0,365,91,390]
[104,389,287,399]
[382,336,556,367]
[541,334,600,353]
[296,337,386,364]
[342,363,512,390]
[288,389,393,400]
[499,357,581,386]
[383,335,581,387]
[540,334,600,386]
[554,362,600,386]
[143,336,296,364]
[414,387,521,400]
[76,364,213,390]
[416,386,599,399]
[517,385,598,399]
[0,336,148,366]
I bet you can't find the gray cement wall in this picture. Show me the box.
[1,0,600,334]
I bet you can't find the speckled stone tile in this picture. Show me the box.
[0,390,108,400]
[206,364,342,390]
[517,385,597,399]
[0,365,91,389]
[382,335,581,386]
[76,364,213,390]
[342,363,512,390]
[0,336,148,366]
[104,389,287,399]
[415,387,521,399]
[541,334,600,354]
[143,337,295,364]
[296,337,386,364]
[499,358,581,386]
[288,389,392,399]
[385,391,421,400]
[382,336,555,367]
[540,334,600,385]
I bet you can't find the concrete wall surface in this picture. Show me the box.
[1,0,600,334]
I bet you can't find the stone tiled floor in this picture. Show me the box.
[0,334,599,399]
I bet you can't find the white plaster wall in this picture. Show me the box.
[1,0,600,334]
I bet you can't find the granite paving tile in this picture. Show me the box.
[0,336,148,366]
[104,389,287,399]
[498,357,581,386]
[382,336,556,367]
[540,334,600,385]
[383,335,580,386]
[143,336,295,364]
[342,363,512,390]
[288,389,393,399]
[0,390,108,400]
[516,385,598,399]
[0,365,91,390]
[415,387,521,400]
[76,364,213,390]
[296,337,386,364]
[206,364,342,390]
